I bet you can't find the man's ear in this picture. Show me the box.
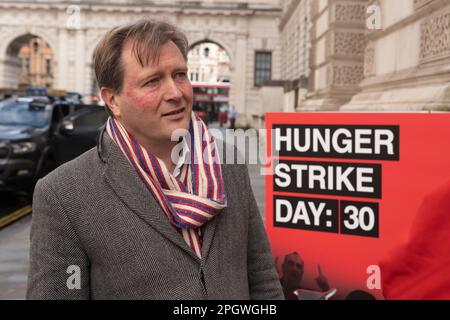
[100,87,121,119]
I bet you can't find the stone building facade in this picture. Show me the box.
[18,37,55,88]
[187,42,231,83]
[344,0,450,111]
[0,0,282,127]
[279,0,311,112]
[2,0,447,128]
[279,0,450,113]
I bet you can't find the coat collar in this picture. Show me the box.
[97,126,220,264]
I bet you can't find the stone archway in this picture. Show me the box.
[0,0,281,128]
[187,34,238,109]
[188,37,235,70]
[188,40,232,82]
[0,31,57,89]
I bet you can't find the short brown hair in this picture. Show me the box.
[93,19,189,94]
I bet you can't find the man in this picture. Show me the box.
[279,252,329,300]
[27,19,283,300]
[228,105,237,129]
[218,104,228,128]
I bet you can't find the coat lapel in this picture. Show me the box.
[199,163,231,262]
[100,130,200,262]
[200,207,219,261]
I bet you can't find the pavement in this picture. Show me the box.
[0,123,267,299]
[207,121,267,217]
[0,215,31,300]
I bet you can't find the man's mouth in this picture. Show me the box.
[162,107,185,117]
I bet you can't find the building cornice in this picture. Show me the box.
[366,0,449,42]
[0,1,281,16]
[279,0,301,31]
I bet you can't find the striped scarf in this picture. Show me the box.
[106,113,227,258]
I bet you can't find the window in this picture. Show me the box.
[22,58,30,76]
[23,57,30,76]
[33,41,40,53]
[45,59,52,77]
[74,110,108,128]
[254,51,272,86]
[51,107,63,127]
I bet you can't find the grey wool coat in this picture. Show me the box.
[26,128,284,300]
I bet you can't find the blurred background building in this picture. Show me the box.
[188,42,231,83]
[277,0,450,115]
[0,0,449,128]
[0,0,282,127]
[18,37,55,88]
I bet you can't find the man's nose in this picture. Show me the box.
[163,78,183,101]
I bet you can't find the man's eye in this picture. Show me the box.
[175,72,187,80]
[145,78,160,87]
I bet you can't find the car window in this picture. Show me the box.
[73,109,108,128]
[51,106,64,124]
[0,100,52,128]
[54,104,71,117]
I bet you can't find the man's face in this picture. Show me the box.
[111,40,193,145]
[282,253,304,285]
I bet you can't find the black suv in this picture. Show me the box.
[0,97,108,196]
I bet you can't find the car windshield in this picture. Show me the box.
[0,100,52,128]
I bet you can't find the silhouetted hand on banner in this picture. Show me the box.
[315,264,330,292]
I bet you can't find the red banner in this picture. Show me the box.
[265,113,450,300]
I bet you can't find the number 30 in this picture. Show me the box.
[343,205,375,231]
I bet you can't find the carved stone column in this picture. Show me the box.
[302,0,367,111]
[343,0,450,111]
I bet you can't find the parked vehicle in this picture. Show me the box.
[0,87,24,101]
[25,86,47,97]
[192,82,230,123]
[0,97,108,197]
[218,104,229,127]
[56,105,109,164]
[47,89,83,105]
